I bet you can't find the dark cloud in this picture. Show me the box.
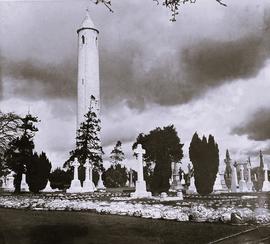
[3,58,77,99]
[232,108,270,141]
[1,3,270,109]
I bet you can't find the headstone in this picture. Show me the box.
[97,171,106,190]
[213,171,223,193]
[42,180,54,192]
[20,173,29,192]
[176,191,183,200]
[4,173,15,192]
[160,192,168,199]
[129,169,135,187]
[180,172,185,185]
[187,176,197,194]
[239,164,248,192]
[130,144,152,198]
[219,160,228,191]
[81,159,95,193]
[246,162,253,192]
[230,162,239,192]
[67,158,83,193]
[262,163,270,192]
[169,162,183,191]
[0,176,6,188]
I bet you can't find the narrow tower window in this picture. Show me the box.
[82,35,85,44]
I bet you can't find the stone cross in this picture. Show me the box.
[134,144,145,182]
[239,165,244,182]
[72,158,80,181]
[84,159,91,181]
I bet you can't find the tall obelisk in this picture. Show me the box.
[77,9,100,129]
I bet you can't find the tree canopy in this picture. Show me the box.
[5,113,39,193]
[133,125,183,193]
[189,132,219,195]
[94,0,227,21]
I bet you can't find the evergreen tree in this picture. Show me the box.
[104,164,128,187]
[133,125,183,194]
[64,96,104,183]
[110,141,125,165]
[5,114,39,193]
[224,149,232,189]
[103,140,127,187]
[189,132,219,195]
[49,167,72,190]
[27,152,52,193]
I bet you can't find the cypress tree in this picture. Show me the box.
[189,132,219,195]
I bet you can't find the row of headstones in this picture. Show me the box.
[67,158,105,193]
[229,161,270,193]
[0,172,55,193]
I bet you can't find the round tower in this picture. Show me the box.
[77,9,100,129]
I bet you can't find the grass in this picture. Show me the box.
[0,208,251,244]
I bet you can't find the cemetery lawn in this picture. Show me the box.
[0,208,252,244]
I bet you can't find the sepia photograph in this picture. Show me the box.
[0,0,270,243]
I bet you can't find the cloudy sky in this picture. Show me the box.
[0,0,270,170]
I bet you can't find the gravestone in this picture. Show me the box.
[180,172,185,185]
[20,173,29,192]
[187,176,197,194]
[4,173,15,192]
[262,163,270,192]
[67,158,83,193]
[239,164,248,192]
[213,171,223,193]
[97,171,106,190]
[246,162,253,192]
[230,162,239,192]
[82,159,95,193]
[129,169,135,187]
[130,144,152,198]
[169,162,183,191]
[42,180,54,192]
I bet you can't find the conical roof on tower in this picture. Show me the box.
[77,9,99,33]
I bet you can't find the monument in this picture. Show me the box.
[20,173,29,192]
[130,144,152,198]
[67,158,83,193]
[129,169,135,187]
[97,170,106,190]
[169,162,183,192]
[77,9,100,129]
[239,164,248,192]
[262,161,270,192]
[230,161,239,192]
[180,172,185,186]
[42,180,54,192]
[246,158,254,192]
[82,159,95,193]
[3,173,15,192]
[187,176,197,194]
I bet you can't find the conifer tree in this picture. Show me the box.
[5,114,39,193]
[224,149,232,189]
[65,96,104,182]
[27,151,52,193]
[104,141,127,187]
[110,141,125,165]
[189,132,219,195]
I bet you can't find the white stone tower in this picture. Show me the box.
[77,9,100,129]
